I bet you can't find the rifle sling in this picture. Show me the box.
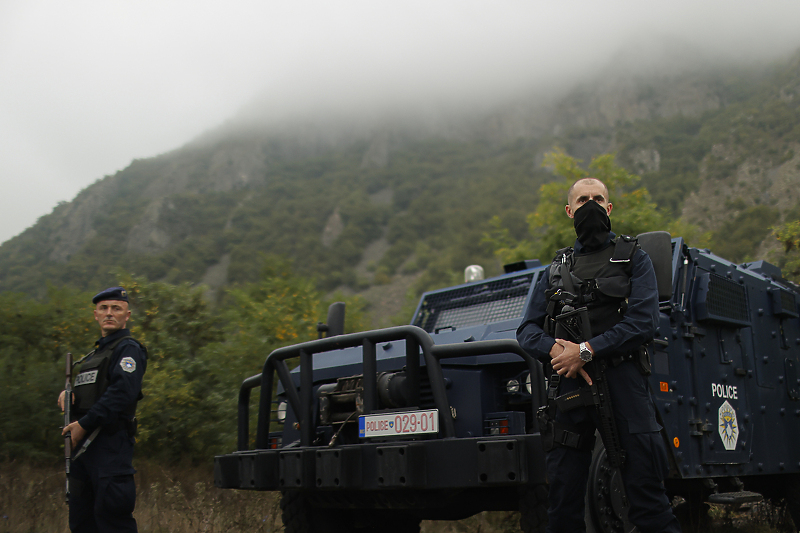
[71,427,102,461]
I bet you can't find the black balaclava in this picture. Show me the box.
[573,200,611,250]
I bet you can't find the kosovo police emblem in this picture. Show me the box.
[718,400,739,451]
[120,357,136,373]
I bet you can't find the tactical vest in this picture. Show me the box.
[544,235,638,340]
[73,335,142,420]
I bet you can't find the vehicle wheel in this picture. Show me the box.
[747,474,800,532]
[280,491,421,533]
[586,441,634,533]
[672,496,711,532]
[367,513,421,533]
[519,484,548,533]
[763,474,800,531]
[280,490,349,533]
[785,475,800,531]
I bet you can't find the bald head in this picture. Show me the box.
[565,178,612,219]
[567,178,608,205]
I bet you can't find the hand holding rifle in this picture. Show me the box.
[550,339,593,385]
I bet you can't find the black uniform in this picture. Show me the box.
[69,328,147,533]
[517,233,680,533]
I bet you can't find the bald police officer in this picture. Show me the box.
[59,287,147,533]
[517,178,680,533]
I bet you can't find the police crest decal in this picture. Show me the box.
[120,357,136,373]
[717,400,739,451]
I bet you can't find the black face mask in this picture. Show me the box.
[573,200,611,250]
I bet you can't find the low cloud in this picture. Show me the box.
[1,0,799,244]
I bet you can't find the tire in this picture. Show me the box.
[280,490,421,533]
[372,514,421,533]
[586,440,634,533]
[280,490,348,533]
[783,475,800,531]
[519,484,549,533]
[672,497,711,532]
[762,474,800,532]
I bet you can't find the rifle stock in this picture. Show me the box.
[64,352,72,504]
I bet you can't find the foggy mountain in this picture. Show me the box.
[2,43,798,322]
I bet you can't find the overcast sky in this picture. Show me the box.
[1,1,800,245]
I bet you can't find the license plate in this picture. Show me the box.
[359,409,439,438]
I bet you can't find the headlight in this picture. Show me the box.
[277,401,287,423]
[525,372,532,394]
[506,379,520,393]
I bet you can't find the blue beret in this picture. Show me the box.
[92,286,129,304]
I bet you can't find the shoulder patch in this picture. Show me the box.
[120,356,137,373]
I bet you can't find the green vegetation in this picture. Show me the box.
[773,218,800,282]
[485,150,700,265]
[2,49,800,299]
[0,137,550,298]
[1,460,792,532]
[711,205,781,263]
[2,49,799,465]
[0,259,367,464]
[2,50,800,533]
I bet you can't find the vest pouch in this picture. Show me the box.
[636,343,653,376]
[594,275,631,299]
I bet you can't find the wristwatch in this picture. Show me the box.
[579,342,593,362]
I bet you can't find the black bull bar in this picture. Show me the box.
[215,325,547,491]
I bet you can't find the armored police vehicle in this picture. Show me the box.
[214,233,800,532]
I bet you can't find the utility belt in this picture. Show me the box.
[104,417,138,437]
[616,343,652,376]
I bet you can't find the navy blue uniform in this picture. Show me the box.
[517,236,680,533]
[69,328,146,533]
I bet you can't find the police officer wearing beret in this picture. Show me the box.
[58,287,147,533]
[517,178,680,533]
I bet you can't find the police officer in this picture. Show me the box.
[516,178,680,533]
[58,287,147,533]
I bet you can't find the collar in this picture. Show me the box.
[574,232,615,255]
[96,328,131,350]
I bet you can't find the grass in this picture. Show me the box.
[0,460,792,533]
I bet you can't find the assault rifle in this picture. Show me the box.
[552,304,626,468]
[64,352,73,504]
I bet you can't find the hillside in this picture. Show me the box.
[2,47,799,323]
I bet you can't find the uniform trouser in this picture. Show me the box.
[545,362,681,533]
[68,428,138,533]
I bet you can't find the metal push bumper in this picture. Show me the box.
[217,325,546,492]
[214,433,546,491]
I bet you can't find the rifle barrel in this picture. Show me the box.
[64,352,72,504]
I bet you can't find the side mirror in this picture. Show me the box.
[636,231,673,302]
[319,302,346,338]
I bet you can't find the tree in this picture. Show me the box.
[0,286,94,461]
[772,220,800,282]
[109,272,226,462]
[485,149,703,264]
